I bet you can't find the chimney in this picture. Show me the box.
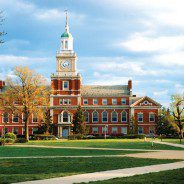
[128,80,132,96]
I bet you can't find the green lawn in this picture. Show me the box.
[0,146,145,157]
[22,139,184,150]
[0,157,179,184]
[82,168,184,184]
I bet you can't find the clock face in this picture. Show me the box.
[61,60,71,69]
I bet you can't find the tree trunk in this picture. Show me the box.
[25,117,29,142]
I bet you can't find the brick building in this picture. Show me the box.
[0,13,161,138]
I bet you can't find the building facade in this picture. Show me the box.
[0,13,161,138]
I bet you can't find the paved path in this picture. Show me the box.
[154,140,184,148]
[16,161,184,184]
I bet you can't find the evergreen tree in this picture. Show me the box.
[73,106,86,135]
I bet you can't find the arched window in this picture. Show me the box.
[102,111,108,122]
[121,111,127,122]
[65,40,68,49]
[149,113,155,122]
[111,111,118,122]
[3,112,9,123]
[13,113,19,123]
[63,111,69,122]
[84,111,89,123]
[92,111,98,122]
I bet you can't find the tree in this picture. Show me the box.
[72,106,87,135]
[156,107,177,137]
[0,66,48,141]
[170,94,184,143]
[0,11,6,44]
[128,115,138,134]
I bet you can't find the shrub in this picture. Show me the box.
[15,138,27,143]
[34,134,57,140]
[0,138,15,145]
[5,133,17,140]
[68,134,84,140]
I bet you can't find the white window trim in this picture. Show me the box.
[102,99,107,105]
[121,111,127,122]
[83,99,88,105]
[92,127,99,134]
[102,111,108,122]
[32,114,38,123]
[84,111,89,123]
[121,98,126,105]
[93,99,98,105]
[149,112,155,122]
[138,126,143,134]
[92,111,99,123]
[112,127,118,134]
[2,113,9,123]
[138,113,143,122]
[112,99,117,105]
[63,81,69,90]
[59,99,63,105]
[121,127,127,134]
[111,111,118,123]
[12,113,19,123]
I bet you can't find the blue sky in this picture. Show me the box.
[0,0,184,107]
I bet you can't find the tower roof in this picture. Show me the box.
[61,10,72,38]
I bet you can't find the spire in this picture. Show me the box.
[65,9,69,32]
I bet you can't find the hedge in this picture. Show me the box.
[34,134,57,140]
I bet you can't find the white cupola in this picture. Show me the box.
[60,10,73,52]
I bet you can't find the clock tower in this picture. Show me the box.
[51,11,82,96]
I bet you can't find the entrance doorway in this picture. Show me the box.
[62,128,69,138]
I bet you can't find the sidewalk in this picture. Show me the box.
[154,140,184,148]
[16,161,184,184]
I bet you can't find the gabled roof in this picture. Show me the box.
[81,85,130,97]
[130,96,161,107]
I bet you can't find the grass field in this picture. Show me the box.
[22,139,184,150]
[83,168,184,184]
[0,146,145,157]
[0,157,178,184]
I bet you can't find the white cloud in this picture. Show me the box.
[119,34,184,53]
[153,90,168,97]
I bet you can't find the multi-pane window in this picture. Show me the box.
[13,128,18,135]
[63,81,69,90]
[102,111,108,122]
[112,99,117,105]
[93,99,98,105]
[92,111,98,122]
[3,112,9,123]
[92,127,98,134]
[63,99,71,105]
[102,99,107,105]
[83,99,88,105]
[138,113,143,122]
[13,113,19,123]
[22,113,26,123]
[59,99,63,105]
[149,113,155,122]
[102,126,108,134]
[32,114,38,123]
[112,127,118,134]
[138,127,143,134]
[84,111,89,122]
[149,128,155,134]
[121,127,127,134]
[121,111,127,122]
[111,111,118,122]
[63,112,69,122]
[121,98,126,105]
